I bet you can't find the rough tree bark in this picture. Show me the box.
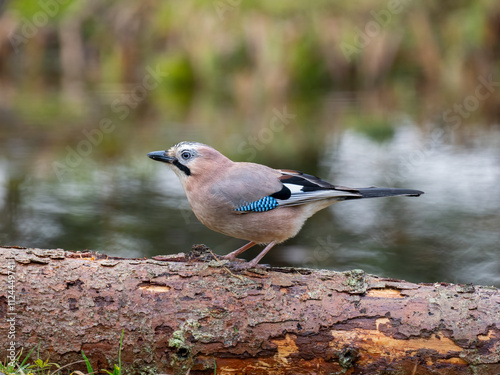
[0,246,499,375]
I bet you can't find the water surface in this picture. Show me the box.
[1,113,498,287]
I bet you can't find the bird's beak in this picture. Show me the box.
[147,151,175,163]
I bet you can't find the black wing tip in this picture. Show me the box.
[356,188,424,198]
[408,190,424,197]
[402,189,424,197]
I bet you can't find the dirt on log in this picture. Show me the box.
[0,246,499,375]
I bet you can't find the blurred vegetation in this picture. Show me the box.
[0,0,499,162]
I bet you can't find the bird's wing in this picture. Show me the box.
[215,165,361,213]
[272,169,362,207]
[210,162,284,212]
[214,165,422,214]
[276,170,423,203]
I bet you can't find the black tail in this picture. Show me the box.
[350,187,424,199]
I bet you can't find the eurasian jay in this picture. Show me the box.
[148,142,423,268]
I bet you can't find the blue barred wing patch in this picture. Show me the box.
[235,196,279,212]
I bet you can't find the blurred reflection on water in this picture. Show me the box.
[318,123,500,287]
[0,118,499,287]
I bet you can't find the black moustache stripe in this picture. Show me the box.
[173,159,191,176]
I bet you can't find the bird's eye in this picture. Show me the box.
[181,151,192,160]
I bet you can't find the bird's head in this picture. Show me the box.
[148,141,231,186]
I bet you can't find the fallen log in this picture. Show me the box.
[0,245,499,375]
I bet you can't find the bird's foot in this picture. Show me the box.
[222,241,257,261]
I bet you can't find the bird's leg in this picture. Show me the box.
[222,241,257,261]
[246,241,277,268]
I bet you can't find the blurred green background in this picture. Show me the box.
[0,0,499,286]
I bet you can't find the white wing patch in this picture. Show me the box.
[276,183,361,207]
[285,183,303,194]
